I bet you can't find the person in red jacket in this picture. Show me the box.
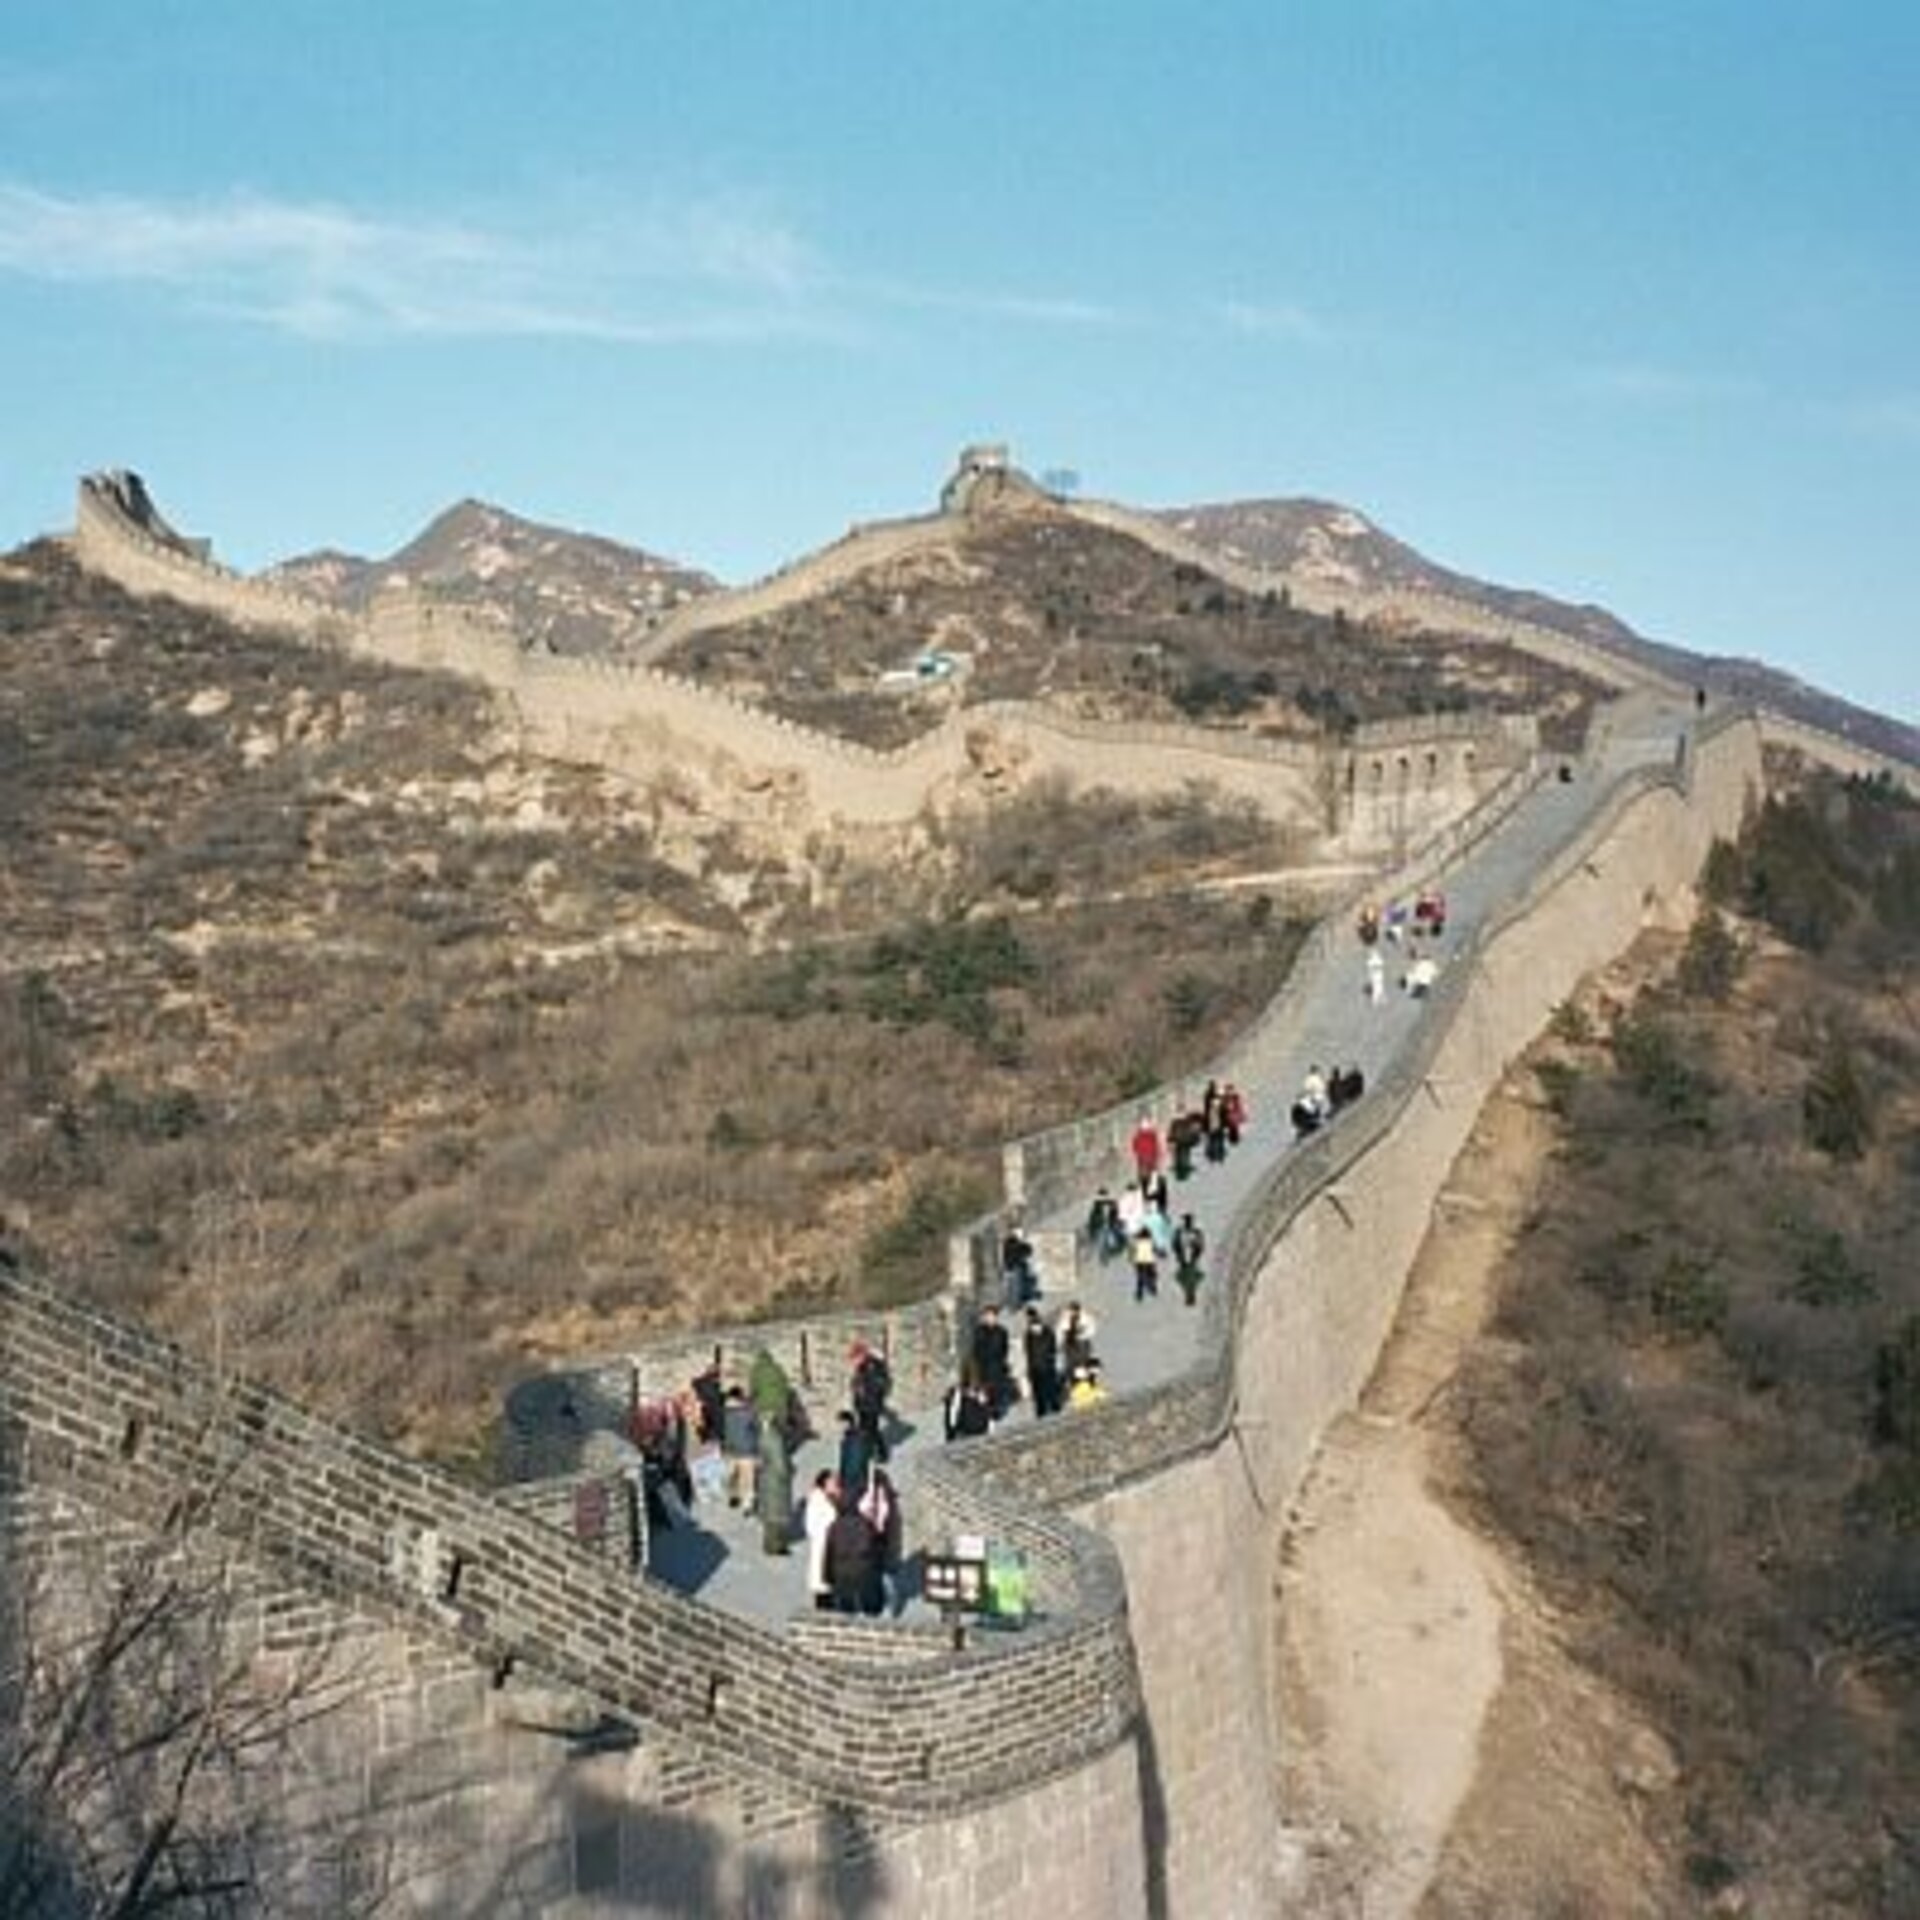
[1130,1113,1162,1184]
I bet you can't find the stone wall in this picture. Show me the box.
[1756,707,1919,794]
[0,1477,1148,1916]
[0,1265,1142,1829]
[1067,494,1677,697]
[43,467,1869,1914]
[72,472,1522,848]
[500,1296,960,1485]
[902,712,1763,1915]
[0,713,1774,1914]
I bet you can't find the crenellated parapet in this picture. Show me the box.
[6,698,1784,1912]
[71,470,1535,847]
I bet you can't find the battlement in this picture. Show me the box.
[70,470,1536,847]
[4,697,1775,1911]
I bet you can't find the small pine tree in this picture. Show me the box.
[1676,906,1744,1003]
[1803,1036,1874,1159]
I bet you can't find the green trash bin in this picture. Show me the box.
[984,1548,1030,1627]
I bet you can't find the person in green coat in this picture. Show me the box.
[749,1348,795,1555]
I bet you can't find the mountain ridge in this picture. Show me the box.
[268,497,718,659]
[257,472,1913,763]
[1157,495,1917,762]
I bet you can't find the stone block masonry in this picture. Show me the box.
[0,709,1770,1913]
[42,466,1897,1912]
[0,1261,1142,1827]
[72,471,1525,849]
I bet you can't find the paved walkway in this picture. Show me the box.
[645,697,1694,1627]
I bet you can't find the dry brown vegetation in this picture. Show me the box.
[1,546,1306,1464]
[1459,774,1920,1913]
[665,507,1602,750]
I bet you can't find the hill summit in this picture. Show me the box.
[269,498,717,658]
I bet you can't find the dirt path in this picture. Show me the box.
[1274,1037,1686,1917]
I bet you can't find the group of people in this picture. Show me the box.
[1357,887,1447,948]
[1128,1081,1247,1186]
[803,1454,904,1616]
[944,1294,1112,1440]
[810,1340,907,1608]
[1290,1062,1366,1138]
[640,1341,912,1608]
[1360,890,1448,1004]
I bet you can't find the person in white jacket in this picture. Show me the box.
[803,1470,840,1613]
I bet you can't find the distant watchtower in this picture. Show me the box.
[939,442,1051,518]
[940,443,1012,515]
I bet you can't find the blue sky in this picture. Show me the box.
[2,3,1913,721]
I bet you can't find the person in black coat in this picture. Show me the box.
[1023,1305,1062,1417]
[970,1305,1013,1418]
[944,1371,993,1442]
[824,1502,884,1616]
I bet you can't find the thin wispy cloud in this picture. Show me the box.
[1574,362,1758,405]
[860,277,1126,328]
[0,181,836,344]
[1215,298,1333,346]
[0,180,1123,348]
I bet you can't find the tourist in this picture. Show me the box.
[721,1385,760,1512]
[1172,1213,1206,1308]
[1329,1064,1366,1112]
[1365,946,1386,1006]
[1168,1107,1205,1182]
[804,1470,839,1611]
[970,1304,1014,1418]
[859,1466,904,1613]
[1001,1219,1037,1304]
[1023,1304,1062,1417]
[758,1414,794,1557]
[1301,1064,1329,1118]
[1202,1080,1229,1164]
[631,1397,692,1530]
[1086,1185,1124,1261]
[848,1340,891,1457]
[1130,1112,1162,1185]
[1057,1300,1098,1379]
[1141,1166,1171,1221]
[1406,954,1438,998]
[688,1359,724,1446]
[1222,1082,1248,1146]
[1068,1360,1110,1410]
[944,1368,993,1443]
[749,1347,799,1553]
[1130,1222,1160,1303]
[836,1410,875,1500]
[825,1498,884,1616]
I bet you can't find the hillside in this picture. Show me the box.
[657,495,1606,750]
[1452,773,1920,1910]
[0,541,1310,1459]
[269,498,719,658]
[1162,498,1920,764]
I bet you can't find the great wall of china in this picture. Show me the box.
[3,470,1911,1914]
[71,470,1549,859]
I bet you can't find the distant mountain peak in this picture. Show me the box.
[267,498,719,658]
[1158,496,1919,764]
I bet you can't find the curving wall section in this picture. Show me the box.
[38,467,1902,1913]
[0,710,1779,1914]
[72,473,1529,846]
